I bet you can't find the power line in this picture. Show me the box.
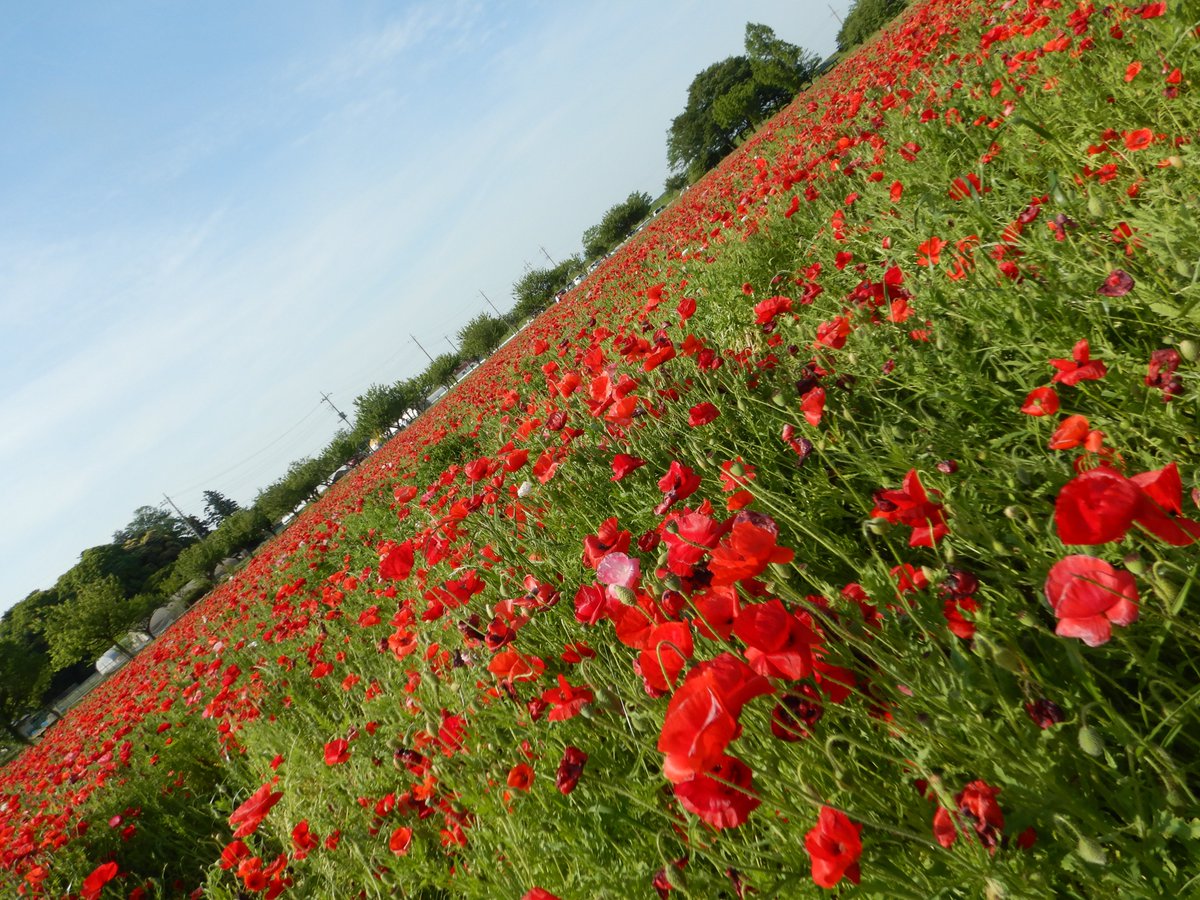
[166,402,326,496]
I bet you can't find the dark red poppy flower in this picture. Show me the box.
[1097,269,1134,297]
[933,780,1004,851]
[1025,699,1065,729]
[1145,348,1183,401]
[804,806,862,888]
[673,755,761,830]
[1045,555,1138,646]
[556,746,588,795]
[871,470,949,546]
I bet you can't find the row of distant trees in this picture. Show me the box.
[0,261,570,742]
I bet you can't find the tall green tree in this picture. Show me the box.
[43,575,154,671]
[667,24,816,180]
[354,381,420,437]
[457,313,510,360]
[582,191,654,261]
[511,258,580,320]
[202,491,241,531]
[424,353,461,391]
[0,637,51,744]
[744,22,820,96]
[113,505,192,543]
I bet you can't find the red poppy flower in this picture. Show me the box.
[378,540,415,581]
[688,402,720,427]
[292,820,320,859]
[388,826,413,855]
[507,763,535,792]
[324,738,351,766]
[804,806,862,888]
[82,861,120,900]
[754,295,793,325]
[708,516,795,586]
[673,755,761,830]
[1020,386,1059,416]
[1056,463,1200,546]
[541,674,594,722]
[658,654,772,782]
[870,470,949,546]
[1055,466,1142,544]
[611,453,646,481]
[801,386,826,427]
[229,783,284,838]
[1050,339,1107,385]
[1045,555,1138,646]
[1048,414,1092,450]
[1123,128,1154,151]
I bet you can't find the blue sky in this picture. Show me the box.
[0,0,848,612]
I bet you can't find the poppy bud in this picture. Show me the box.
[1122,553,1147,576]
[863,518,890,536]
[1077,726,1104,758]
[1077,836,1107,866]
[771,392,787,407]
[991,645,1023,674]
[1178,339,1198,362]
[610,585,637,605]
[1087,193,1106,217]
[1002,505,1026,520]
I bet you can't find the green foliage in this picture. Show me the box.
[353,380,421,438]
[425,352,462,390]
[416,430,479,487]
[837,0,908,51]
[43,575,154,671]
[582,190,653,261]
[0,637,51,741]
[112,505,192,544]
[201,490,241,531]
[667,24,817,180]
[165,508,271,587]
[664,171,690,193]
[511,258,580,319]
[456,313,511,360]
[744,22,819,95]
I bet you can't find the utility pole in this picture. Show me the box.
[162,494,206,540]
[446,335,460,354]
[411,334,435,364]
[320,392,351,427]
[827,3,843,24]
[479,290,504,319]
[539,245,556,266]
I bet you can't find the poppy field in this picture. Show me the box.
[3,0,1199,896]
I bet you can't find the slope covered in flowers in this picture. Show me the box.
[3,0,1199,896]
